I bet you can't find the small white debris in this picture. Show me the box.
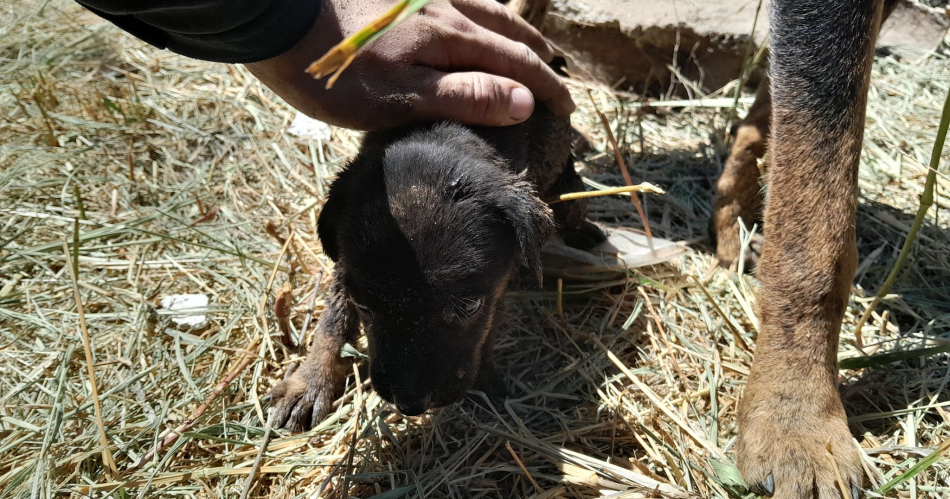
[542,225,686,271]
[287,111,332,141]
[160,294,210,329]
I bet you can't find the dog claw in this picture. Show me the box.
[851,483,860,499]
[750,473,775,496]
[763,473,774,496]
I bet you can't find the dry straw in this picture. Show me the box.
[1,0,949,497]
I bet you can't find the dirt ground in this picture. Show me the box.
[2,0,949,498]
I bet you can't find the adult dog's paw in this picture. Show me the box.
[738,382,864,499]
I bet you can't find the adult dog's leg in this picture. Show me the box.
[737,1,883,498]
[710,80,770,268]
[712,0,898,268]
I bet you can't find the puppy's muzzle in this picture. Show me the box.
[393,394,429,416]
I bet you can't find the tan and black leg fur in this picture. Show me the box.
[736,1,884,498]
[711,0,898,269]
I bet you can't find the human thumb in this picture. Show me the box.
[416,71,535,126]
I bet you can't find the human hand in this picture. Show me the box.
[245,0,575,130]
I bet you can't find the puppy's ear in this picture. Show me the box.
[318,172,352,262]
[317,194,342,262]
[496,179,555,287]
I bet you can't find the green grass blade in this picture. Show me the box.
[876,438,950,494]
[853,84,950,333]
[363,0,433,47]
[839,344,950,370]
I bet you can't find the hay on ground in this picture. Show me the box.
[1,0,949,497]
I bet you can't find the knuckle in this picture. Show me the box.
[516,42,535,62]
[418,0,445,17]
[500,7,520,26]
[466,74,506,120]
[446,15,473,33]
[451,0,485,15]
[416,25,455,64]
[511,42,550,85]
[433,23,464,49]
[513,41,546,74]
[421,19,447,41]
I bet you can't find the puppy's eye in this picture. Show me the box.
[460,297,484,317]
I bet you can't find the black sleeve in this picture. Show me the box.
[75,0,323,64]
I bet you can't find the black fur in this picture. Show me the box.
[770,0,879,134]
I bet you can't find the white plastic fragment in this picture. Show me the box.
[160,294,210,329]
[542,224,687,274]
[287,111,332,141]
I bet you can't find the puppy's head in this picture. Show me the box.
[318,124,553,415]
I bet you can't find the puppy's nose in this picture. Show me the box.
[394,396,428,416]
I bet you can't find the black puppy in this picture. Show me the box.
[269,105,603,430]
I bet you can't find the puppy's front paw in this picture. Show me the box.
[268,358,344,432]
[738,380,864,499]
[561,220,607,251]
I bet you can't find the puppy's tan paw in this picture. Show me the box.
[738,382,864,499]
[268,359,343,432]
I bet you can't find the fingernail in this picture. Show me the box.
[509,87,534,121]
